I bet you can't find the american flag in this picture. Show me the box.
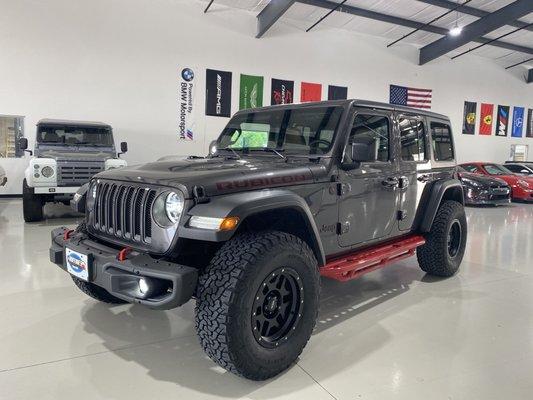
[389,84,432,109]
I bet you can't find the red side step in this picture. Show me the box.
[320,235,426,282]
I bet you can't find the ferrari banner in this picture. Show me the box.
[511,107,524,138]
[495,105,510,137]
[479,103,494,135]
[205,68,232,117]
[178,66,197,141]
[328,85,348,100]
[300,82,322,103]
[271,78,294,105]
[462,101,476,135]
[239,74,263,110]
[527,109,533,138]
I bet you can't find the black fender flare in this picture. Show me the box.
[419,179,464,233]
[179,189,326,266]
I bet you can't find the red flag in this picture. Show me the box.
[479,103,494,135]
[300,82,322,103]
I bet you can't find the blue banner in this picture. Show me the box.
[511,107,525,138]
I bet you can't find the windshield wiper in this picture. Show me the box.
[250,148,286,160]
[217,147,241,159]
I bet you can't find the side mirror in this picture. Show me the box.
[118,142,128,157]
[350,142,374,162]
[209,140,217,156]
[18,137,32,156]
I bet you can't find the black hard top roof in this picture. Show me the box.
[237,99,448,120]
[37,119,112,128]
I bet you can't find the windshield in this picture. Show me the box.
[484,164,512,175]
[37,125,114,147]
[217,106,344,156]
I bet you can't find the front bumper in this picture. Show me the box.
[49,227,198,310]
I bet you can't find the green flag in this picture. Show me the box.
[239,74,263,110]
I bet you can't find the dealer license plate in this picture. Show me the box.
[65,248,90,281]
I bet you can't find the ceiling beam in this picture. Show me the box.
[417,0,533,32]
[528,69,533,83]
[296,0,533,57]
[419,0,533,65]
[256,0,296,38]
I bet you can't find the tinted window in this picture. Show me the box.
[217,106,343,155]
[399,117,426,162]
[505,164,521,173]
[431,122,454,161]
[461,164,479,173]
[347,114,390,162]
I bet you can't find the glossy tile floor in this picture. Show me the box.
[1,199,533,400]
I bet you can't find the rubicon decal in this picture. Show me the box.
[216,173,310,191]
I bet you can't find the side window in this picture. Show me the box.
[347,114,390,162]
[430,122,454,161]
[462,164,478,173]
[399,117,426,162]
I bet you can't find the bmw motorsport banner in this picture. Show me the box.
[479,103,494,135]
[527,109,533,138]
[239,74,263,110]
[495,105,510,137]
[178,67,197,141]
[206,69,232,117]
[512,107,525,138]
[462,101,476,135]
[271,78,294,105]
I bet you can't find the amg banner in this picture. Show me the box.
[206,69,232,117]
[271,78,294,105]
[511,107,524,138]
[300,82,322,102]
[527,109,533,138]
[178,67,197,141]
[495,105,510,137]
[479,103,494,135]
[239,74,263,110]
[462,101,476,135]
[328,85,348,100]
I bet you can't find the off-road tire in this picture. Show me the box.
[195,231,320,380]
[71,276,127,304]
[417,200,467,277]
[22,179,44,222]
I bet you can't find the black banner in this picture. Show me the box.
[328,85,348,100]
[527,109,533,138]
[271,78,294,105]
[205,69,232,117]
[495,105,510,137]
[462,101,476,135]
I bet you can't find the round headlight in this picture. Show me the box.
[165,192,184,223]
[41,166,54,178]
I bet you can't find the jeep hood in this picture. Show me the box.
[96,156,325,197]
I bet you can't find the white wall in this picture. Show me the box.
[0,0,532,194]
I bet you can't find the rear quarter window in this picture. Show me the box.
[430,122,454,162]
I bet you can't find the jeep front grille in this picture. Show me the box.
[92,182,157,243]
[57,161,105,186]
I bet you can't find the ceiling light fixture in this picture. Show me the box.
[449,0,462,36]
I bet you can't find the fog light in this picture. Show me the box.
[139,278,150,294]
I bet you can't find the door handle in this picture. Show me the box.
[382,177,399,188]
[417,174,432,183]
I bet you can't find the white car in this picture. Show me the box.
[20,119,128,222]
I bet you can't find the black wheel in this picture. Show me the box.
[71,276,127,304]
[417,200,467,277]
[195,231,320,380]
[22,179,44,222]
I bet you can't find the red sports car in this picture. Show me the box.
[460,162,533,202]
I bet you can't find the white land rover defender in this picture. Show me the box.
[20,119,128,222]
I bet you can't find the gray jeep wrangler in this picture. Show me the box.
[50,100,466,380]
[20,119,128,222]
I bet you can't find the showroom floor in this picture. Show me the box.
[0,199,532,400]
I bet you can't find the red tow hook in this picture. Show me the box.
[117,247,133,262]
[63,229,74,241]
